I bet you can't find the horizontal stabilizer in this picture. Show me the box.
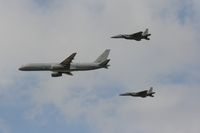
[99,59,110,68]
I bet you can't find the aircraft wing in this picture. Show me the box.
[137,90,148,97]
[60,53,77,67]
[63,72,73,76]
[130,31,143,37]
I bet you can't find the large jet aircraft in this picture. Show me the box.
[111,28,151,41]
[19,49,110,77]
[119,87,155,98]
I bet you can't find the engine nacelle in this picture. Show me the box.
[51,72,62,77]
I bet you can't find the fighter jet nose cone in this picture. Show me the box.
[19,67,23,71]
[19,66,25,71]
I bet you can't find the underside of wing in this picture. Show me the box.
[63,72,73,76]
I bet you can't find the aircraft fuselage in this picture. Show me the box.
[119,91,155,98]
[19,49,110,77]
[19,62,102,72]
[111,29,151,41]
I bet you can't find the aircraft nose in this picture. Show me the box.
[19,67,23,71]
[19,66,25,71]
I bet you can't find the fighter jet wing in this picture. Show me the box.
[130,31,143,37]
[60,53,77,67]
[136,90,148,97]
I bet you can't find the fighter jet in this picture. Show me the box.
[19,49,110,77]
[111,28,151,41]
[119,87,155,98]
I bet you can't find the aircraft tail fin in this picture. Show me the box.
[148,87,153,93]
[94,49,110,63]
[142,28,149,36]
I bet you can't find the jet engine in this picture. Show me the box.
[51,72,62,77]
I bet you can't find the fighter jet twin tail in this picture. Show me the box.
[19,29,154,98]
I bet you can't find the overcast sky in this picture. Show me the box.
[0,0,200,133]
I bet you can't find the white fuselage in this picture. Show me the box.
[19,62,102,72]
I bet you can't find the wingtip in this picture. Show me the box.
[105,49,110,52]
[72,52,77,56]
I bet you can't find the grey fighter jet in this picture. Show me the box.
[111,28,151,41]
[19,49,110,77]
[119,87,155,98]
